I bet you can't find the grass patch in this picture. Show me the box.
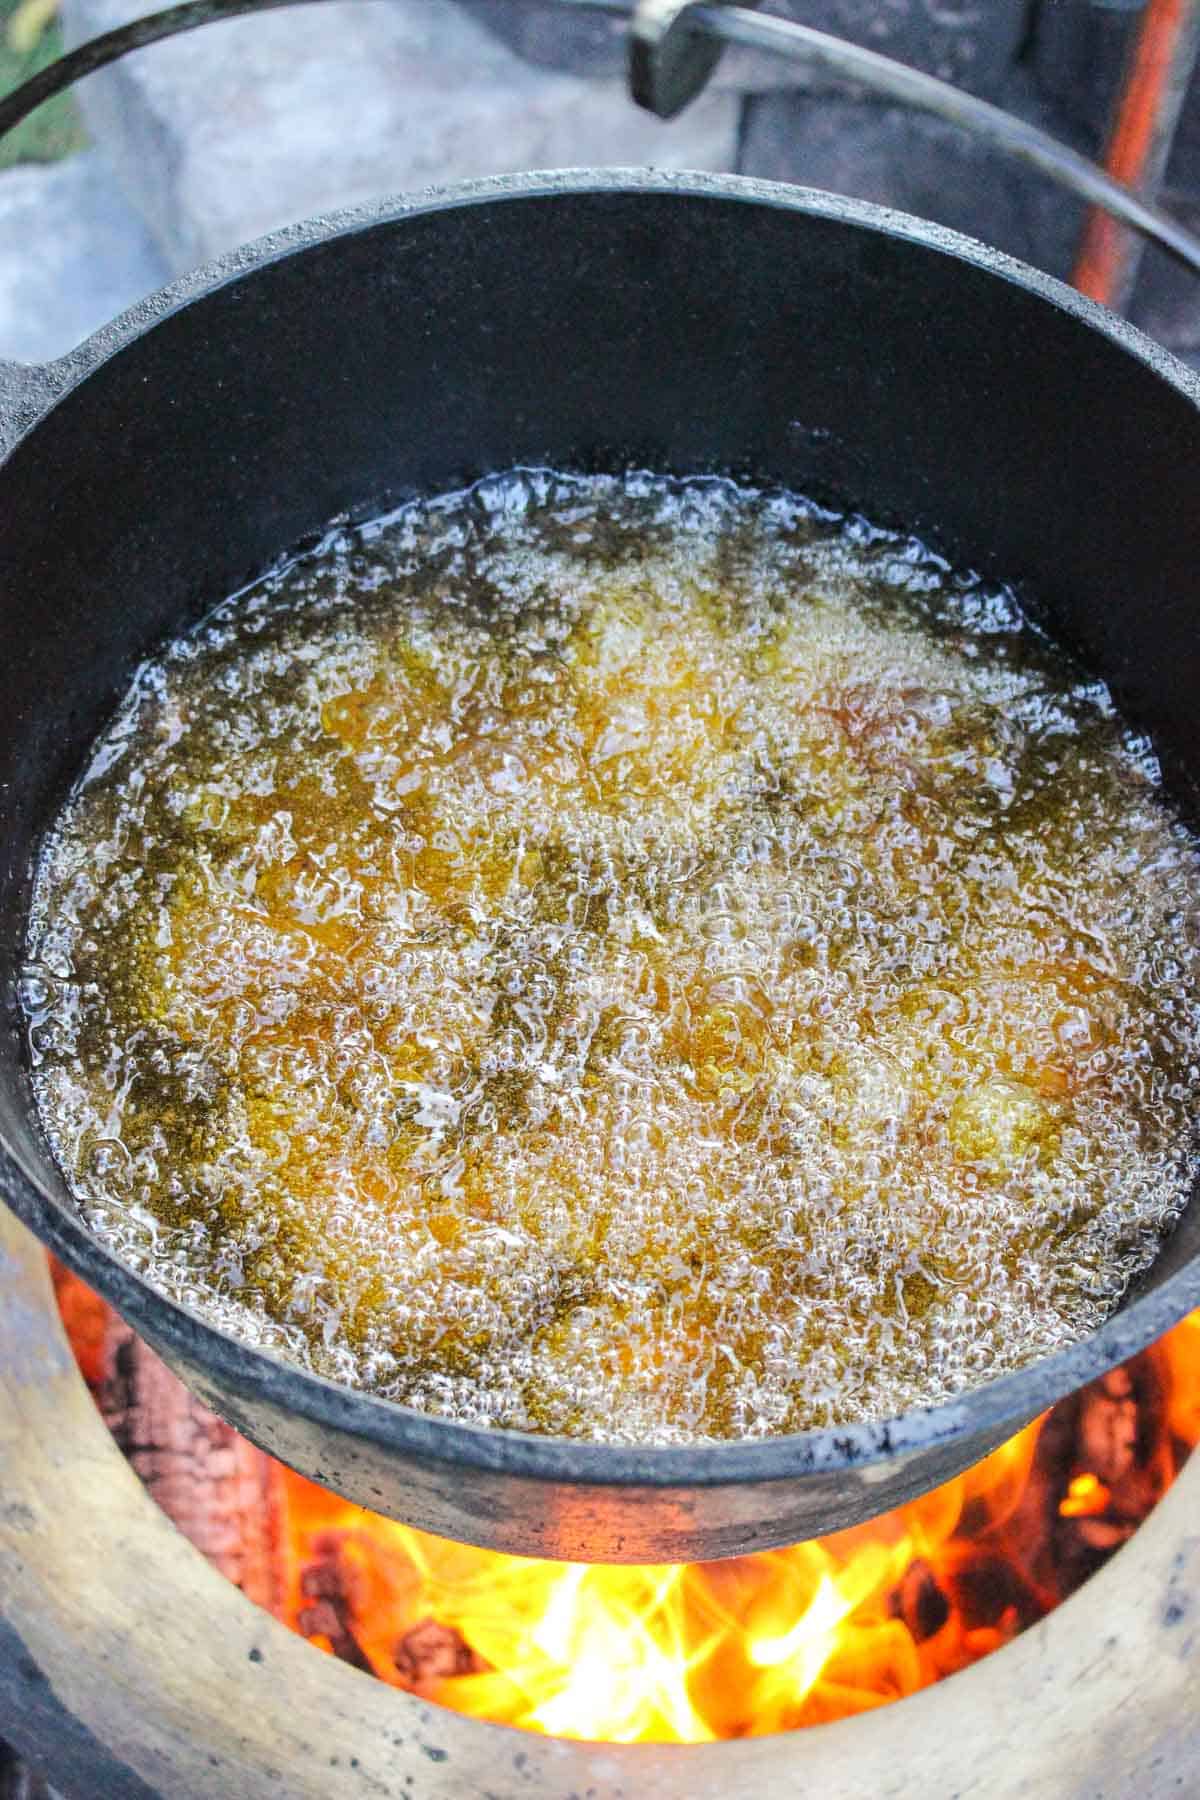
[0,0,88,169]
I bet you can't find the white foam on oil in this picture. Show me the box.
[23,471,1200,1443]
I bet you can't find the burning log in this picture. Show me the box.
[888,1557,950,1643]
[97,1315,284,1617]
[880,1347,1190,1675]
[293,1528,488,1690]
[1006,1346,1182,1603]
[296,1539,376,1674]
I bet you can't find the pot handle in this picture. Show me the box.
[3,0,1200,283]
[1,0,1199,432]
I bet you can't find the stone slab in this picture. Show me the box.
[0,149,168,364]
[60,0,740,276]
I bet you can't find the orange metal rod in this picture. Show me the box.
[1074,0,1200,308]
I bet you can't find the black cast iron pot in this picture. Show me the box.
[3,172,1200,1563]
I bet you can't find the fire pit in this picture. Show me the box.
[3,1201,1199,1795]
[44,1258,1200,1743]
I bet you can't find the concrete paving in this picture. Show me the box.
[0,149,167,363]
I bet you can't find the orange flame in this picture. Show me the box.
[275,1317,1200,1743]
[271,1410,1023,1740]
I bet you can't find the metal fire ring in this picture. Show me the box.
[1,0,1200,281]
[1,1203,1199,1799]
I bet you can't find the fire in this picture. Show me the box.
[274,1415,1045,1741]
[49,1258,1200,1747]
[272,1312,1200,1745]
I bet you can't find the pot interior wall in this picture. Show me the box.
[3,181,1200,1299]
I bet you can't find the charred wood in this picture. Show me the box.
[98,1317,284,1616]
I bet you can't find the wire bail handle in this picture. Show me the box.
[0,0,1199,287]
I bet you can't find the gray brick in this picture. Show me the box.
[1032,0,1135,143]
[61,0,739,276]
[739,74,1090,278]
[1129,188,1200,351]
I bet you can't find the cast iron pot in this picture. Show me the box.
[3,172,1200,1564]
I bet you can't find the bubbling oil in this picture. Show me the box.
[24,471,1200,1443]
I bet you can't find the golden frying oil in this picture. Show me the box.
[23,472,1200,1442]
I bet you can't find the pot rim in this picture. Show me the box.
[4,167,1200,1493]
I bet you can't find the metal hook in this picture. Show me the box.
[628,0,759,120]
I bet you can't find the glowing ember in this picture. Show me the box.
[1060,1472,1110,1518]
[50,1263,1200,1746]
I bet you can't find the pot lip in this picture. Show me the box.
[10,164,1200,413]
[5,166,1200,1491]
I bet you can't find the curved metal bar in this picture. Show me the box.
[686,3,1200,277]
[0,0,320,142]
